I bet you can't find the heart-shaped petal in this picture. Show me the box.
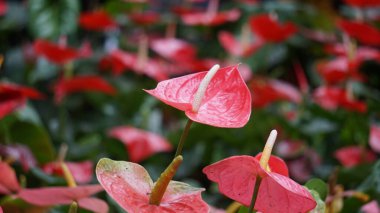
[370,125,380,153]
[145,65,251,128]
[79,10,117,31]
[338,19,380,46]
[34,40,80,64]
[96,158,208,213]
[0,162,20,194]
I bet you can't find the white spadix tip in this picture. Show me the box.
[259,129,278,170]
[192,64,220,112]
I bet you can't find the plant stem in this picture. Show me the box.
[58,103,66,143]
[248,176,262,213]
[174,119,193,157]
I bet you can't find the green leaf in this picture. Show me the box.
[308,189,326,213]
[238,206,249,213]
[28,0,79,39]
[9,121,55,163]
[305,178,328,200]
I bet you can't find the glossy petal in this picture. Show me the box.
[108,126,172,162]
[53,75,116,103]
[42,161,93,184]
[218,31,263,57]
[181,9,241,26]
[370,125,380,153]
[77,197,109,213]
[0,83,43,119]
[334,146,377,167]
[79,11,117,31]
[0,162,20,194]
[313,86,367,112]
[96,158,209,213]
[344,0,380,7]
[249,14,297,42]
[255,153,289,177]
[251,78,301,108]
[150,38,196,62]
[338,20,380,46]
[0,144,37,171]
[34,40,80,64]
[203,156,316,212]
[18,185,103,206]
[145,65,252,128]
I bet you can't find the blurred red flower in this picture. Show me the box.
[181,9,241,26]
[0,83,43,119]
[18,185,108,213]
[79,10,117,31]
[150,38,197,62]
[96,158,209,213]
[250,78,302,108]
[0,162,21,195]
[338,20,380,46]
[249,14,298,42]
[203,154,316,212]
[0,0,7,16]
[316,57,363,85]
[108,126,172,162]
[145,65,251,128]
[53,75,116,103]
[42,161,93,184]
[0,144,37,172]
[334,146,376,167]
[370,125,380,153]
[344,0,380,7]
[128,11,160,25]
[218,31,263,57]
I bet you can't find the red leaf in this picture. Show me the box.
[203,156,316,212]
[0,144,37,172]
[218,31,263,57]
[53,75,116,103]
[334,146,377,167]
[0,162,20,194]
[0,83,43,119]
[150,38,197,62]
[181,9,241,26]
[313,86,367,112]
[344,0,380,7]
[34,40,81,64]
[250,78,301,108]
[145,65,251,128]
[338,20,380,46]
[79,11,117,31]
[18,185,105,211]
[370,125,380,153]
[96,158,209,213]
[249,14,297,42]
[42,161,93,184]
[108,126,172,162]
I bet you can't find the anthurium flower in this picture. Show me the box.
[344,0,380,7]
[0,0,7,16]
[42,161,93,184]
[108,126,172,162]
[150,38,197,62]
[249,14,298,42]
[338,20,380,46]
[79,10,117,31]
[0,162,21,194]
[34,39,90,64]
[370,125,380,153]
[145,64,251,128]
[96,158,209,213]
[218,31,263,57]
[0,83,43,119]
[181,9,241,26]
[250,78,301,108]
[361,200,380,213]
[18,185,108,213]
[129,11,161,25]
[0,144,37,172]
[316,57,363,85]
[53,75,116,103]
[203,130,316,212]
[334,146,376,167]
[313,86,367,112]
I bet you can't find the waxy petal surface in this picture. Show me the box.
[53,75,116,103]
[370,125,380,153]
[77,197,109,213]
[145,65,251,128]
[255,153,289,177]
[203,155,316,212]
[0,162,20,194]
[96,158,208,213]
[108,126,172,162]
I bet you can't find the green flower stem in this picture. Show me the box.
[149,155,183,205]
[174,119,193,157]
[248,176,262,213]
